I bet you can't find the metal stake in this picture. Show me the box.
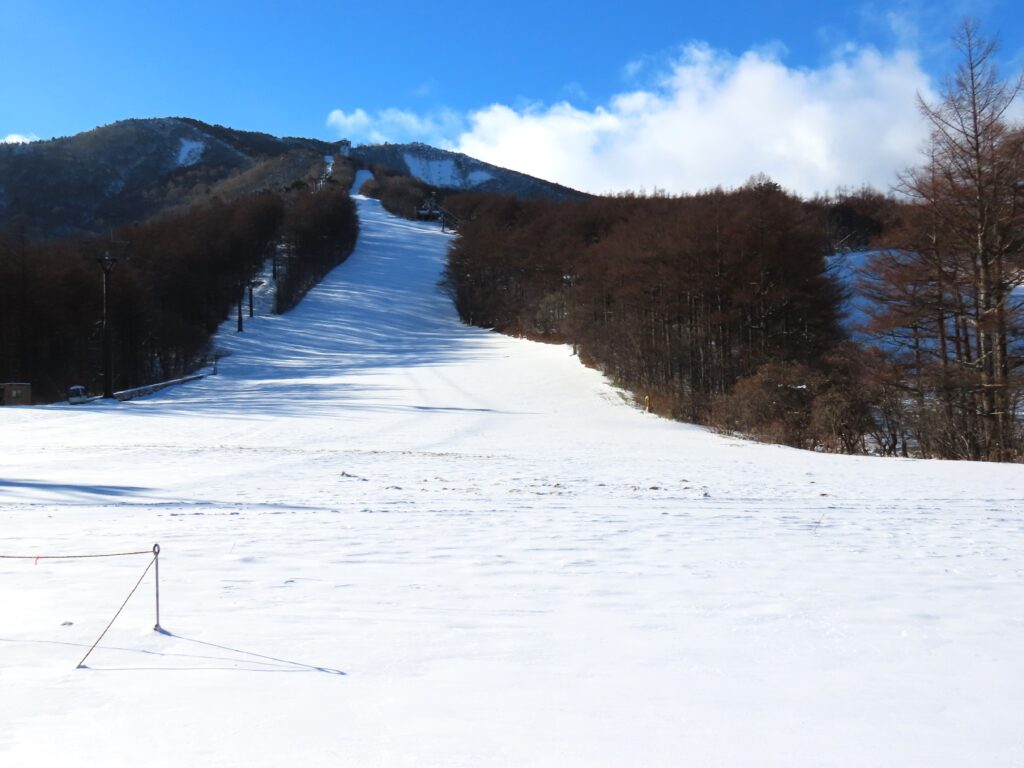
[153,542,162,632]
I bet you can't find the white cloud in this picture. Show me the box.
[326,42,936,197]
[456,44,934,196]
[327,107,463,146]
[2,133,40,144]
[325,108,371,135]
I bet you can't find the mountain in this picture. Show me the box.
[0,118,343,240]
[0,119,586,242]
[350,142,587,200]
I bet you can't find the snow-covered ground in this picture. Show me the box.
[175,137,205,167]
[404,152,493,189]
[1,193,1023,767]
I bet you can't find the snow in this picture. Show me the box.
[2,194,1023,767]
[467,168,494,185]
[350,168,374,195]
[176,138,205,167]
[404,152,458,187]
[404,152,492,189]
[323,154,334,177]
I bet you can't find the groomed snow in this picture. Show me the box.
[1,194,1022,767]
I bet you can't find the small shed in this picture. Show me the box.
[0,382,32,406]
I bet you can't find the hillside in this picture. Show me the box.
[351,141,587,199]
[0,118,346,240]
[0,120,584,241]
[0,187,1021,767]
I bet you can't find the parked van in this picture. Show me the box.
[67,385,88,405]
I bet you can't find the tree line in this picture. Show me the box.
[276,186,358,313]
[442,183,867,447]
[0,187,358,402]
[358,166,433,219]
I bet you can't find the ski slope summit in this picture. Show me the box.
[1,192,1022,768]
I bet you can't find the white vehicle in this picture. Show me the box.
[67,385,88,404]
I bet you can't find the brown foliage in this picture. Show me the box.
[359,167,431,219]
[865,21,1024,461]
[712,362,824,448]
[0,193,285,401]
[276,188,359,313]
[444,182,846,432]
[0,184,359,402]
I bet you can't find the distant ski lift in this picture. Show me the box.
[67,385,88,405]
[417,192,440,221]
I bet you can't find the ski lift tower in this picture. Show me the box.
[95,251,119,399]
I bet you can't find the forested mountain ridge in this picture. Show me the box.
[0,118,343,240]
[0,119,583,242]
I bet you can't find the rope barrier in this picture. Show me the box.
[0,550,152,560]
[77,555,157,669]
[1,543,163,667]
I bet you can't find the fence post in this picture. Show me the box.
[153,543,161,632]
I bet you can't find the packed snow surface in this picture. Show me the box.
[2,195,1023,767]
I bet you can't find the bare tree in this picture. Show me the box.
[888,19,1024,460]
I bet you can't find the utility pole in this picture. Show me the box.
[237,279,245,332]
[248,279,262,318]
[96,252,118,398]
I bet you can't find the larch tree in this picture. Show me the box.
[876,19,1024,460]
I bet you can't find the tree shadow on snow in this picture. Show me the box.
[0,478,150,498]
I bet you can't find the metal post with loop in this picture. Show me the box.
[153,542,162,632]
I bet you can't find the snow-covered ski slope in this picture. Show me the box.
[1,193,1022,768]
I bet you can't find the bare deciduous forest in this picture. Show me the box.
[0,187,357,401]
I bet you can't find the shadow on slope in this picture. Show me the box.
[0,478,150,499]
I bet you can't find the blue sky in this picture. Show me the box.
[2,0,1022,194]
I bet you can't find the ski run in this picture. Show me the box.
[1,189,1022,767]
